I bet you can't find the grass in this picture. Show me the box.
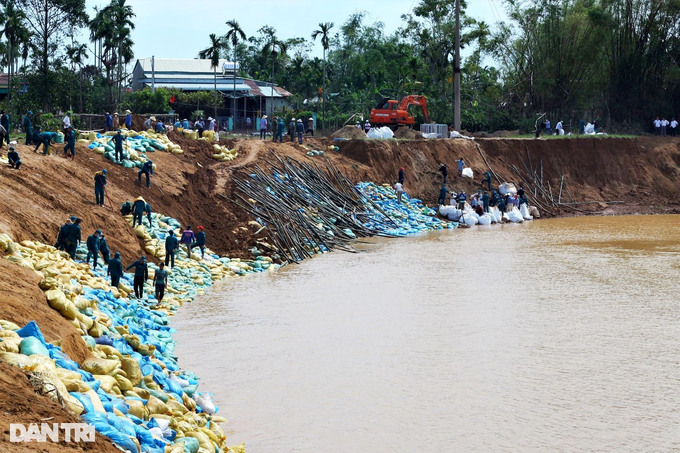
[513,133,639,140]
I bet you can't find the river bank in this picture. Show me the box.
[0,134,679,451]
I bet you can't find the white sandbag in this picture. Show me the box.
[499,182,517,195]
[489,207,502,223]
[438,205,452,216]
[367,128,382,139]
[530,206,541,218]
[447,209,462,221]
[367,127,394,139]
[449,130,474,140]
[195,393,216,415]
[520,204,533,220]
[584,123,595,134]
[462,167,473,178]
[422,132,441,139]
[507,207,524,223]
[462,213,478,226]
[379,127,394,139]
[478,214,493,225]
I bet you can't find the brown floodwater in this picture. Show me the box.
[173,215,680,453]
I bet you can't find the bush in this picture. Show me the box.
[123,88,172,114]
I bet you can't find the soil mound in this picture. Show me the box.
[394,127,423,139]
[491,130,520,138]
[331,125,368,139]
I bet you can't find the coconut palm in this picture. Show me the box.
[0,1,29,119]
[312,22,334,131]
[225,19,246,130]
[199,33,224,119]
[101,0,135,107]
[66,42,88,112]
[262,29,287,117]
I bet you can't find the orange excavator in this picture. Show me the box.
[369,95,430,129]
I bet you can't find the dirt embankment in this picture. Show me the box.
[1,134,679,448]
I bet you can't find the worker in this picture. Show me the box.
[54,218,71,250]
[271,117,281,143]
[143,116,152,131]
[364,120,370,133]
[356,121,361,129]
[138,159,154,188]
[7,147,21,170]
[1,110,10,142]
[62,111,71,136]
[482,191,490,213]
[125,255,148,299]
[438,185,447,206]
[155,120,165,134]
[497,194,506,215]
[457,191,467,210]
[518,186,525,198]
[196,118,205,137]
[398,167,405,184]
[107,252,123,288]
[519,193,529,207]
[455,157,465,176]
[394,181,404,203]
[34,131,58,155]
[65,218,82,260]
[259,115,268,139]
[153,262,168,304]
[94,169,108,207]
[86,229,101,269]
[144,201,153,226]
[271,116,279,141]
[180,225,195,254]
[0,123,7,149]
[164,230,179,268]
[113,129,125,162]
[23,111,33,145]
[191,226,207,260]
[296,118,305,144]
[490,189,500,207]
[63,126,76,160]
[475,204,484,217]
[555,120,563,135]
[207,117,215,133]
[105,112,113,131]
[131,196,147,228]
[124,110,132,129]
[173,119,181,128]
[99,232,110,265]
[482,171,492,191]
[308,117,315,135]
[439,163,448,183]
[288,117,296,143]
[470,190,480,208]
[579,118,585,135]
[113,112,120,130]
[182,118,190,129]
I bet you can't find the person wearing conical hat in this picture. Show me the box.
[124,110,132,129]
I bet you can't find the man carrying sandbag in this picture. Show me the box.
[94,169,107,207]
[34,130,58,155]
[126,255,148,299]
[107,252,123,288]
[164,230,179,268]
[180,226,195,255]
[86,229,101,269]
[132,196,147,228]
[153,262,168,304]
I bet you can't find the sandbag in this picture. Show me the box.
[0,336,21,353]
[507,207,524,223]
[530,206,540,218]
[195,393,216,415]
[82,357,120,375]
[478,214,493,225]
[499,182,517,195]
[462,213,478,226]
[45,289,78,320]
[19,336,50,356]
[462,167,473,178]
[121,357,143,386]
[447,208,462,222]
[520,204,533,220]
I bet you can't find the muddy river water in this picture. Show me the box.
[174,215,680,452]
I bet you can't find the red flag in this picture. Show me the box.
[169,95,176,104]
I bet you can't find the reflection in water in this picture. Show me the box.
[173,215,680,453]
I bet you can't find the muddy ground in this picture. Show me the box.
[1,134,680,450]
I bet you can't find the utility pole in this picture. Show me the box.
[454,0,461,131]
[151,56,155,93]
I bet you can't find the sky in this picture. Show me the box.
[82,0,508,65]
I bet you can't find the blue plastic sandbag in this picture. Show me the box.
[70,392,95,414]
[92,421,139,453]
[50,349,79,370]
[15,321,46,344]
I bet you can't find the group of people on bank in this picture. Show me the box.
[259,115,314,143]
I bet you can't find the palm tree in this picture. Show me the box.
[262,29,287,117]
[0,1,29,121]
[101,0,135,108]
[312,22,334,131]
[225,19,246,131]
[66,43,88,112]
[199,33,224,119]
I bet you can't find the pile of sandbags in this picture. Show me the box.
[212,144,238,162]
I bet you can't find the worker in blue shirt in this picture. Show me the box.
[124,109,132,129]
[457,191,467,210]
[438,185,447,205]
[481,171,492,191]
[138,160,154,188]
[482,191,490,213]
[63,126,76,160]
[105,112,113,131]
[34,131,58,155]
[182,118,190,129]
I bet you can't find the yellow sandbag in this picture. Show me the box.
[0,351,32,367]
[81,357,119,375]
[88,321,105,338]
[227,444,246,453]
[134,225,146,238]
[166,398,188,414]
[121,357,142,386]
[45,289,78,320]
[132,387,150,399]
[65,394,85,415]
[97,345,123,361]
[0,330,19,339]
[94,374,118,393]
[198,427,220,444]
[62,378,90,393]
[146,396,170,415]
[0,337,21,353]
[115,375,133,392]
[85,389,107,413]
[0,320,19,331]
[182,393,196,411]
[126,399,145,419]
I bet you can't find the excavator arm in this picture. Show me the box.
[398,95,430,123]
